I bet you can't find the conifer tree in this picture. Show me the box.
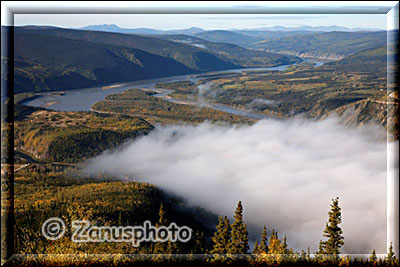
[210,216,231,263]
[157,203,167,227]
[153,203,168,259]
[369,248,377,265]
[299,250,307,262]
[259,225,268,253]
[315,240,326,263]
[268,229,282,254]
[386,242,398,266]
[228,201,249,254]
[265,229,288,264]
[253,241,260,254]
[210,216,231,254]
[252,225,268,255]
[223,216,231,249]
[320,197,344,261]
[283,235,288,254]
[191,231,206,254]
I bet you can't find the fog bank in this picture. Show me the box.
[85,116,391,253]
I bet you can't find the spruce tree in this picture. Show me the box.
[386,242,398,266]
[210,216,231,254]
[210,216,224,254]
[266,229,287,264]
[223,216,231,249]
[320,197,344,260]
[316,240,325,262]
[210,216,231,263]
[228,201,249,254]
[268,229,282,254]
[369,248,377,264]
[299,250,307,262]
[157,203,167,227]
[259,225,268,253]
[283,235,288,254]
[253,241,260,254]
[153,203,168,259]
[191,231,206,254]
[252,225,268,255]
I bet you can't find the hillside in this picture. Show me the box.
[11,26,301,93]
[153,34,301,67]
[250,31,388,59]
[320,99,398,139]
[232,29,318,41]
[13,33,194,93]
[194,30,262,46]
[14,108,154,163]
[156,45,396,136]
[317,46,398,138]
[13,26,239,72]
[14,169,214,257]
[324,45,387,67]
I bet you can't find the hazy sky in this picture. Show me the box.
[14,13,388,30]
[9,1,397,30]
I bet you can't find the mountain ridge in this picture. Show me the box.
[75,24,383,34]
[12,32,195,93]
[9,26,300,93]
[249,30,389,59]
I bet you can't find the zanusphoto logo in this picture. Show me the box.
[42,217,192,247]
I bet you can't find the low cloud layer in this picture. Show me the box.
[85,116,391,253]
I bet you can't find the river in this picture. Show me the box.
[23,60,324,118]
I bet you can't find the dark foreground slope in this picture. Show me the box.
[10,26,299,93]
[13,33,195,93]
[13,26,239,72]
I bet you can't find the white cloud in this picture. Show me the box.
[85,116,391,253]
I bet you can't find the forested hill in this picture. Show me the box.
[249,30,389,59]
[9,26,300,93]
[13,26,238,72]
[323,46,387,71]
[151,34,300,67]
[194,30,262,46]
[13,33,195,93]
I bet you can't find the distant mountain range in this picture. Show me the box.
[242,25,383,32]
[77,24,205,35]
[76,24,383,35]
[73,24,386,48]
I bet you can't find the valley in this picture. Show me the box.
[2,19,399,266]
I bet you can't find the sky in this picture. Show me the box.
[14,13,388,31]
[5,1,398,31]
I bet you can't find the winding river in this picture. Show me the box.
[24,60,324,119]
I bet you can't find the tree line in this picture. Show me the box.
[204,198,398,266]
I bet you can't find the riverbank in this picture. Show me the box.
[22,61,321,113]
